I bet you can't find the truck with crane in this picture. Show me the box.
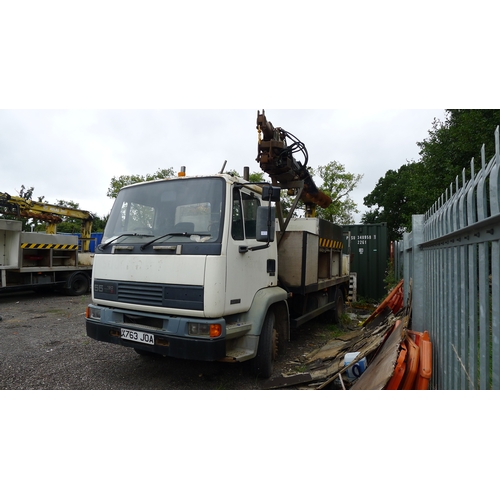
[0,193,94,295]
[85,111,351,377]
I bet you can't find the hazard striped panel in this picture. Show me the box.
[21,243,78,250]
[319,238,344,250]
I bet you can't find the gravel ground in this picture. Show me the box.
[0,290,360,390]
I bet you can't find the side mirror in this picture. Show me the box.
[261,185,281,203]
[256,206,275,242]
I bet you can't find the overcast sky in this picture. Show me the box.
[0,109,446,222]
[1,2,493,226]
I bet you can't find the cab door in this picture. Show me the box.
[224,186,277,314]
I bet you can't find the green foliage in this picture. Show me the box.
[1,187,105,233]
[362,109,500,240]
[278,190,298,218]
[281,161,363,224]
[384,259,398,292]
[225,169,264,182]
[249,171,265,183]
[416,109,500,209]
[54,212,107,233]
[54,199,83,233]
[362,162,421,241]
[0,186,46,231]
[106,167,175,199]
[314,161,363,225]
[52,199,107,234]
[91,214,107,232]
[19,185,35,200]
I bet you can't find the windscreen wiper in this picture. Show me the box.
[140,232,192,250]
[99,233,151,250]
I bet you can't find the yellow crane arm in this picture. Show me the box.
[0,192,94,252]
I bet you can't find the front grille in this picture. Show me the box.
[95,280,204,310]
[118,283,164,306]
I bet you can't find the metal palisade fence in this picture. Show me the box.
[394,126,500,390]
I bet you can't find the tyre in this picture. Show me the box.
[332,288,345,325]
[249,309,278,379]
[65,272,89,296]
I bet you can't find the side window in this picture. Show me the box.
[242,192,259,239]
[231,188,260,240]
[231,189,244,240]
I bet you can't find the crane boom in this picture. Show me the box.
[0,192,94,252]
[255,110,332,212]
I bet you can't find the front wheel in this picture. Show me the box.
[249,309,278,379]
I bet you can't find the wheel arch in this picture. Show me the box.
[244,287,289,341]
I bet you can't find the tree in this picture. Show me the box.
[249,171,265,183]
[362,162,421,241]
[19,185,35,201]
[313,161,363,225]
[0,187,107,234]
[53,199,85,233]
[52,199,107,233]
[106,167,175,199]
[280,161,362,224]
[225,169,264,183]
[416,109,500,209]
[362,109,500,240]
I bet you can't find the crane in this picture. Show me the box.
[0,192,94,252]
[255,109,332,217]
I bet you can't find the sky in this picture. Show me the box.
[0,108,447,222]
[1,1,494,226]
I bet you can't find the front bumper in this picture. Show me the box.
[85,306,227,361]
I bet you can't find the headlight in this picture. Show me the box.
[188,322,222,338]
[86,305,101,320]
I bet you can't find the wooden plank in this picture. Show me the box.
[263,372,313,389]
[265,310,402,390]
[305,339,347,363]
[350,319,406,390]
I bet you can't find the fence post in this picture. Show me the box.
[403,231,411,303]
[411,214,425,332]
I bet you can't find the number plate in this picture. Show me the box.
[121,328,155,345]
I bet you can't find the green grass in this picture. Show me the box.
[45,308,65,315]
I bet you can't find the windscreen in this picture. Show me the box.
[103,177,225,245]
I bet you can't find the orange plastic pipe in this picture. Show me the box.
[415,331,432,390]
[385,344,407,390]
[400,336,420,390]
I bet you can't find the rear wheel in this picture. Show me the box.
[249,309,278,379]
[65,272,89,296]
[332,288,345,324]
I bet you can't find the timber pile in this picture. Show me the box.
[264,280,409,390]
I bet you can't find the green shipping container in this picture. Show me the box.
[342,223,389,301]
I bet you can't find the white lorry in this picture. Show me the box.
[85,111,351,377]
